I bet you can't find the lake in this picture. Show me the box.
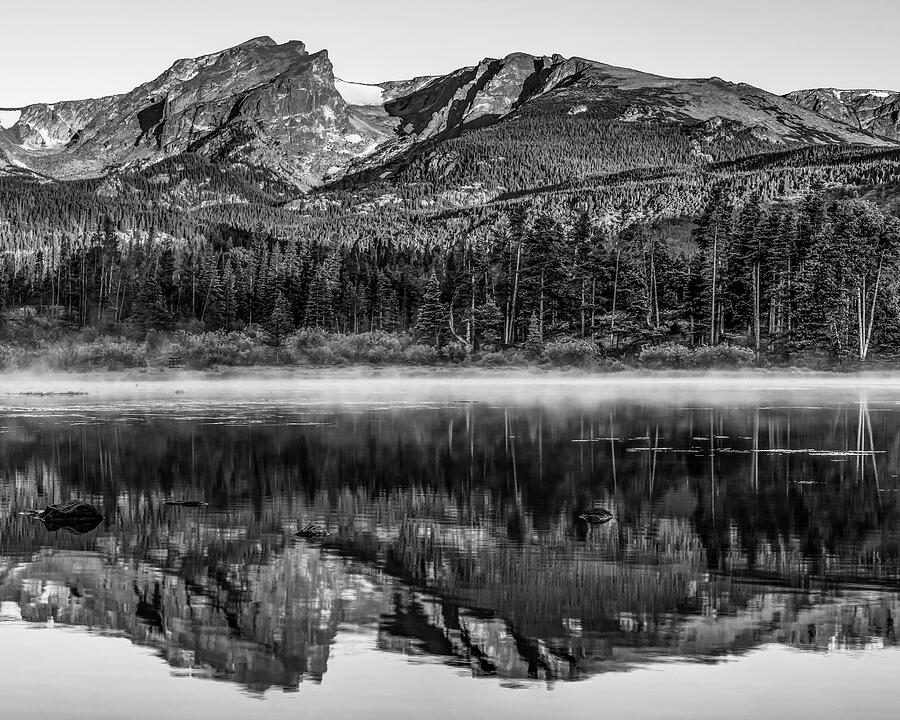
[1,373,899,719]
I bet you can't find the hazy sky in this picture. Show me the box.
[1,0,897,106]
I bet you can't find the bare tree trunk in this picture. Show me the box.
[857,283,865,360]
[609,246,621,347]
[468,265,475,348]
[752,262,761,359]
[649,240,659,328]
[113,277,122,323]
[787,257,793,337]
[580,278,586,338]
[538,269,545,340]
[507,243,521,345]
[860,256,883,361]
[710,223,719,345]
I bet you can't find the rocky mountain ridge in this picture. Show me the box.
[0,37,895,191]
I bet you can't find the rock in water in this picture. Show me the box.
[294,523,329,541]
[23,500,104,534]
[578,508,614,525]
[163,500,208,508]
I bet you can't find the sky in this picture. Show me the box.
[1,0,898,107]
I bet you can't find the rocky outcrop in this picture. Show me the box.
[786,88,900,140]
[0,37,383,186]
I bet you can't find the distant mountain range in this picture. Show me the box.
[0,36,896,191]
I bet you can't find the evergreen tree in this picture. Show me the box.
[267,291,294,346]
[519,214,566,340]
[415,272,445,346]
[524,313,543,357]
[0,263,8,319]
[305,253,339,329]
[692,187,733,344]
[372,270,399,331]
[203,271,225,330]
[131,274,173,330]
[473,296,504,350]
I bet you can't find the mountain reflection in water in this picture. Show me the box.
[0,392,899,695]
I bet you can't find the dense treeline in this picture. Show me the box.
[1,179,899,363]
[4,143,899,250]
[2,136,900,365]
[393,112,793,200]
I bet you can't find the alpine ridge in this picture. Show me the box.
[0,37,894,191]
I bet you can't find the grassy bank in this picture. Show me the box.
[0,317,886,373]
[0,328,763,372]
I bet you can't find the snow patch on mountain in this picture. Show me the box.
[0,110,22,129]
[334,80,385,106]
[832,89,894,99]
[7,154,33,171]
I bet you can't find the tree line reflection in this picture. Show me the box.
[0,396,898,692]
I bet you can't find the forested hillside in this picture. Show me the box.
[2,143,900,368]
[2,37,900,368]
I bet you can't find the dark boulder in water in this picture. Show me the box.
[578,508,614,525]
[134,583,164,632]
[163,500,209,508]
[22,500,104,535]
[294,523,328,541]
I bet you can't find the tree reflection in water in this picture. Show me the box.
[0,394,898,693]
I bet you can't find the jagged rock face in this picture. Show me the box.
[380,54,562,142]
[786,89,900,140]
[0,37,378,186]
[12,97,120,149]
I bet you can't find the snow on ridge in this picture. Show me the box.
[334,79,385,106]
[830,89,896,100]
[0,110,22,129]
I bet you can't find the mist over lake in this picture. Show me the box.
[1,376,898,719]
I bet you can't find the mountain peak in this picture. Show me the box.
[175,36,305,65]
[236,35,278,49]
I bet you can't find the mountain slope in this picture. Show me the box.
[382,54,889,147]
[334,54,895,198]
[786,88,900,140]
[0,40,895,194]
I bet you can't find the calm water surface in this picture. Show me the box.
[2,376,900,719]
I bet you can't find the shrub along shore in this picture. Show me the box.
[1,318,886,373]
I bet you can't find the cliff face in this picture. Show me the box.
[787,88,900,140]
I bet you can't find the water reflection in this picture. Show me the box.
[1,392,899,694]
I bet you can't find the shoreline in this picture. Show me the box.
[3,365,900,403]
